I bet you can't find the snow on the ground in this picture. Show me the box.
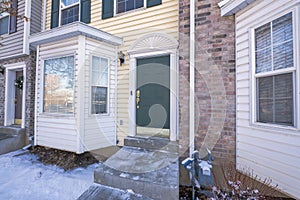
[0,149,99,200]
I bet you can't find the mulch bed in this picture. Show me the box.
[29,146,98,170]
[179,185,296,200]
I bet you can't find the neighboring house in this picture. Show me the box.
[29,0,179,153]
[219,0,300,198]
[0,0,42,141]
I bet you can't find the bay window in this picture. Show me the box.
[91,56,109,114]
[43,56,75,114]
[254,12,295,126]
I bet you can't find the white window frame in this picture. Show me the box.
[251,8,299,130]
[42,55,76,116]
[0,0,10,35]
[114,0,146,16]
[90,55,110,116]
[59,0,80,26]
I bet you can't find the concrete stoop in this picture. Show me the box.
[78,183,153,200]
[0,126,26,155]
[93,137,179,200]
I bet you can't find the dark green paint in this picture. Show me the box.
[136,55,170,129]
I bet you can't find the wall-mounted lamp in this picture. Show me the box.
[118,51,125,66]
[0,65,4,75]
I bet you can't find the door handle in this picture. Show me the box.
[136,89,140,109]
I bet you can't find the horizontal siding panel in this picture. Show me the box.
[238,147,300,180]
[237,156,300,198]
[37,130,77,142]
[37,116,76,124]
[238,135,300,161]
[37,121,77,130]
[238,126,300,147]
[37,139,77,152]
[236,111,249,120]
[30,0,42,34]
[0,1,25,59]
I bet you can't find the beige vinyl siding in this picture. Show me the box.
[44,0,178,144]
[35,37,79,153]
[83,38,117,151]
[30,0,43,34]
[0,0,25,59]
[235,0,300,198]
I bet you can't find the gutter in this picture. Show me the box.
[189,0,195,157]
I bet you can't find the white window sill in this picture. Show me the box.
[114,7,146,17]
[39,113,75,118]
[250,122,300,135]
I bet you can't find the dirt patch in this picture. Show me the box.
[29,146,98,170]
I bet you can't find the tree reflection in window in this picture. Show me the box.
[44,56,75,114]
[91,56,108,114]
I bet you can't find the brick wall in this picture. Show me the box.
[179,0,236,161]
[0,53,36,142]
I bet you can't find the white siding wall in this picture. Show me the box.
[235,0,300,198]
[0,1,25,59]
[30,0,43,35]
[83,38,117,151]
[35,37,79,153]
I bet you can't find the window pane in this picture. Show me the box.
[117,0,144,14]
[44,56,74,114]
[91,87,107,114]
[257,73,293,126]
[0,16,9,35]
[92,56,108,86]
[255,23,271,51]
[61,5,79,25]
[255,47,272,73]
[272,13,293,45]
[274,73,293,125]
[61,0,79,7]
[273,40,293,70]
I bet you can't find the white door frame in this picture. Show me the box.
[4,63,27,128]
[128,50,178,141]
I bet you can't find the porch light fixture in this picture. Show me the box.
[0,65,4,75]
[118,51,125,66]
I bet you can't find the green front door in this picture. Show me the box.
[136,55,170,136]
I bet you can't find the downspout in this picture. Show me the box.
[23,0,31,55]
[189,0,195,157]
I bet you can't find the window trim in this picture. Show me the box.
[0,0,10,36]
[0,14,9,35]
[59,0,80,26]
[89,54,110,116]
[41,54,76,116]
[250,8,299,130]
[114,0,147,16]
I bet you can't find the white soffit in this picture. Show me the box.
[29,22,123,47]
[218,0,256,16]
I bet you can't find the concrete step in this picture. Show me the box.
[124,136,178,153]
[94,146,179,200]
[0,126,26,155]
[77,183,153,200]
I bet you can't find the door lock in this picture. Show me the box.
[136,89,140,109]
